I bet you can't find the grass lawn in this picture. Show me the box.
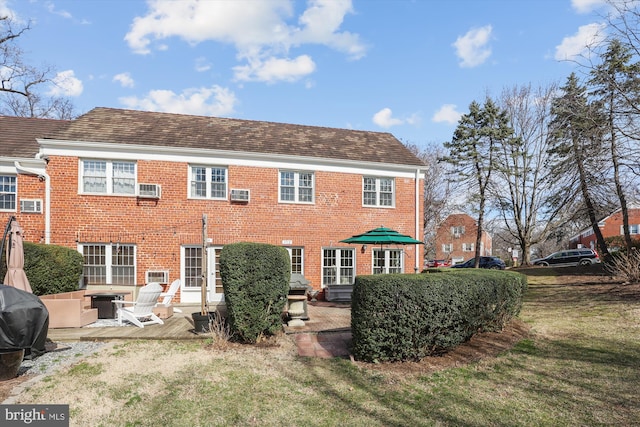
[14,268,640,426]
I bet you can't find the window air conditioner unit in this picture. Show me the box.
[20,199,42,213]
[137,183,161,199]
[146,270,169,284]
[230,188,250,202]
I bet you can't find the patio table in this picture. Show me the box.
[86,292,131,319]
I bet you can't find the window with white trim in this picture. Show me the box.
[80,243,136,285]
[462,243,475,252]
[81,160,136,195]
[621,224,640,235]
[373,249,403,274]
[363,176,394,207]
[279,170,314,203]
[322,248,354,285]
[285,247,304,275]
[190,166,227,199]
[442,243,453,253]
[0,175,16,211]
[451,226,465,236]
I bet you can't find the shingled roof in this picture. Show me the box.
[0,116,68,158]
[43,107,426,167]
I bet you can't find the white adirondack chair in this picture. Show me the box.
[158,279,182,313]
[113,282,164,328]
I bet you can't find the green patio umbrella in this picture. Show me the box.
[339,226,423,247]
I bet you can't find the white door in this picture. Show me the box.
[207,247,224,303]
[180,245,224,304]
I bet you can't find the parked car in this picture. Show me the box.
[532,249,600,267]
[451,256,506,270]
[426,259,450,268]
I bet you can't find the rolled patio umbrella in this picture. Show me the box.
[4,219,32,293]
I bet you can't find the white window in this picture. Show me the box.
[373,249,403,274]
[0,175,17,211]
[81,160,136,195]
[621,224,640,235]
[442,243,453,253]
[285,247,304,275]
[279,170,314,203]
[322,248,354,285]
[80,243,136,285]
[363,176,394,207]
[20,199,42,213]
[451,226,465,237]
[190,166,228,199]
[462,243,475,252]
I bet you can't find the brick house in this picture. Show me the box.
[1,108,425,303]
[433,213,492,265]
[569,207,640,250]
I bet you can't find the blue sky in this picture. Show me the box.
[1,0,615,148]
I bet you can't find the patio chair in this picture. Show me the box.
[113,282,164,328]
[158,279,182,313]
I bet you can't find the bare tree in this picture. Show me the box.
[491,83,565,265]
[405,142,452,261]
[0,16,75,119]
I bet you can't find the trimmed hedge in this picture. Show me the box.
[220,242,290,343]
[22,242,84,296]
[351,269,527,363]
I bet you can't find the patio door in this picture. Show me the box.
[180,245,224,304]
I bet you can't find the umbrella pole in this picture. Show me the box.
[0,216,15,280]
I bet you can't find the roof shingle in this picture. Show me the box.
[0,116,68,158]
[44,108,425,166]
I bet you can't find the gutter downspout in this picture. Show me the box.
[14,161,51,244]
[415,167,421,273]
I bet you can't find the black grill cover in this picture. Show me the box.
[0,284,48,359]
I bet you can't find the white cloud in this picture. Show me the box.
[195,57,211,72]
[119,85,237,116]
[432,104,462,125]
[372,108,419,129]
[555,23,606,61]
[113,72,134,88]
[233,55,316,83]
[46,2,73,19]
[571,0,607,13]
[453,25,492,68]
[48,70,83,97]
[124,0,365,83]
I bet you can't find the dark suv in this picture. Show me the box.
[451,256,506,270]
[532,249,599,267]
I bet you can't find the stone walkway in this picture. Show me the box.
[284,301,352,359]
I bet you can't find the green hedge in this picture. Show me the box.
[220,242,290,343]
[22,242,84,296]
[351,270,527,363]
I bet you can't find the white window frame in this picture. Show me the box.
[80,159,137,195]
[285,247,304,275]
[373,249,403,274]
[362,176,395,207]
[279,170,314,204]
[621,224,640,235]
[442,243,453,253]
[78,243,136,285]
[189,165,228,199]
[0,174,17,211]
[322,248,354,286]
[462,243,475,252]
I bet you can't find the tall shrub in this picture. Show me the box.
[23,242,83,295]
[220,242,290,343]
